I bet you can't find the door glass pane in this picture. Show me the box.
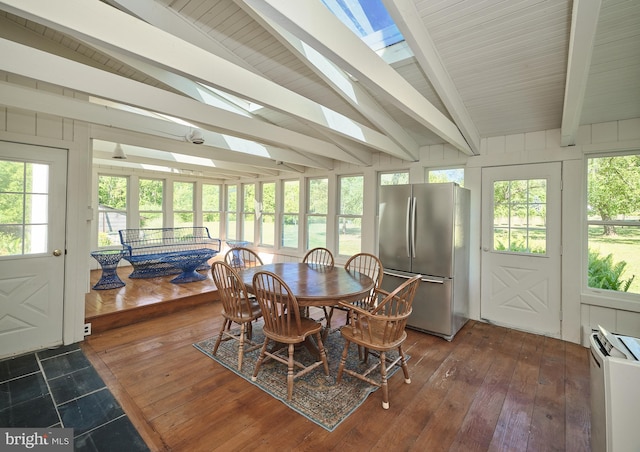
[0,160,49,255]
[492,179,547,255]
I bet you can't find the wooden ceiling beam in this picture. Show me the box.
[383,0,480,155]
[560,0,602,146]
[243,0,473,155]
[0,0,402,158]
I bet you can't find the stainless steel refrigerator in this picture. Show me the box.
[378,183,470,340]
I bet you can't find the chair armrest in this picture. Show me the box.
[337,301,372,316]
[373,288,390,298]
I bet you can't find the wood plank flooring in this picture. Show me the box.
[82,291,591,451]
[85,266,218,333]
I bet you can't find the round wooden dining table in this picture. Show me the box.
[237,262,374,307]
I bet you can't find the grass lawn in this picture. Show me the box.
[589,226,640,293]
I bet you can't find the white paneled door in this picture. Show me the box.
[0,141,67,358]
[481,163,562,337]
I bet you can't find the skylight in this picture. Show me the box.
[321,0,404,52]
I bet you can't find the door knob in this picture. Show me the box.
[483,247,489,252]
[53,249,62,256]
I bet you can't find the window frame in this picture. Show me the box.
[337,174,364,256]
[242,182,256,244]
[281,179,300,249]
[202,182,221,239]
[306,177,329,249]
[379,170,409,186]
[172,180,195,228]
[138,177,165,229]
[96,173,128,248]
[225,184,238,241]
[426,166,465,186]
[584,151,640,300]
[259,181,276,247]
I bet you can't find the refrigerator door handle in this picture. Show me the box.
[406,197,412,257]
[384,270,445,285]
[411,196,417,258]
[384,270,414,280]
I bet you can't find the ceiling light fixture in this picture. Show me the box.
[185,129,205,144]
[112,143,126,159]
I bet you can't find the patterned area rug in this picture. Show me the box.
[193,321,406,431]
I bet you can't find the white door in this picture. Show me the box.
[0,141,67,358]
[481,163,562,337]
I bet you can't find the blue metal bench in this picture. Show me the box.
[119,227,221,279]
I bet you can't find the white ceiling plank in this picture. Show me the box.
[103,0,259,74]
[561,0,602,146]
[0,0,405,157]
[243,0,472,155]
[383,0,480,155]
[237,0,419,161]
[0,38,353,166]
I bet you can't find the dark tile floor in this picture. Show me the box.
[0,343,148,451]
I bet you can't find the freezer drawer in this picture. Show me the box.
[382,271,467,341]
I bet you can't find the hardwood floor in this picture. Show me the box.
[82,280,591,451]
[85,266,219,333]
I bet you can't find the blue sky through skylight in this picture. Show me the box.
[322,0,405,51]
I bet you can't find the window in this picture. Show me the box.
[173,181,194,228]
[307,177,328,248]
[260,182,275,247]
[282,180,299,248]
[202,183,221,238]
[139,178,163,228]
[338,175,363,255]
[242,183,255,243]
[587,154,640,295]
[492,179,547,254]
[380,171,408,185]
[97,175,127,247]
[427,168,465,186]
[226,185,238,241]
[0,160,48,255]
[322,0,404,51]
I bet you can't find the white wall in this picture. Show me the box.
[306,118,640,345]
[458,119,640,345]
[7,61,637,347]
[92,117,640,346]
[0,72,92,346]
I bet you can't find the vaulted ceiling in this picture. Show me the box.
[0,0,638,180]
